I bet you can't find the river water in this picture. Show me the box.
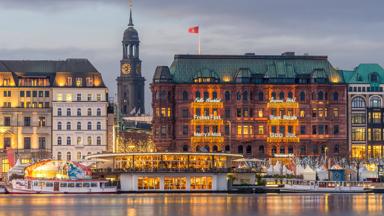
[0,193,383,216]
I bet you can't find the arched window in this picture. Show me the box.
[279,92,284,100]
[333,92,339,101]
[58,108,62,116]
[66,122,71,130]
[57,152,62,160]
[66,137,71,145]
[259,145,264,154]
[317,91,324,100]
[182,91,188,101]
[258,92,264,101]
[57,122,62,130]
[97,122,101,130]
[195,91,201,99]
[77,152,82,160]
[272,146,277,155]
[288,92,293,99]
[225,91,231,101]
[97,136,101,145]
[351,97,365,108]
[195,146,200,152]
[87,122,92,130]
[67,108,71,116]
[271,92,276,99]
[77,122,81,130]
[237,92,241,100]
[280,146,285,154]
[213,145,218,152]
[97,108,101,116]
[87,108,92,116]
[204,145,210,152]
[57,137,62,145]
[66,152,71,161]
[203,91,209,100]
[370,96,381,108]
[225,145,230,152]
[243,91,248,101]
[246,145,252,154]
[77,108,81,116]
[87,136,92,145]
[300,92,305,101]
[212,91,217,99]
[237,145,243,154]
[288,146,293,154]
[182,145,188,152]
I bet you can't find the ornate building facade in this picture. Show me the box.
[151,53,348,158]
[343,64,384,159]
[116,9,145,117]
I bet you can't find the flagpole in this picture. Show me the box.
[198,30,201,55]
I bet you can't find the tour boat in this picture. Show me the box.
[280,180,372,193]
[7,159,117,194]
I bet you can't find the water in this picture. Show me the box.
[0,193,383,216]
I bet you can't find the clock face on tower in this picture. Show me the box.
[121,63,131,74]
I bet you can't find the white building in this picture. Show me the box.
[51,59,109,161]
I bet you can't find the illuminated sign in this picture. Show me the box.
[269,115,297,120]
[194,132,222,137]
[194,98,222,103]
[193,115,221,120]
[274,153,295,158]
[269,97,296,103]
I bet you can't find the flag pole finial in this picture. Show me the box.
[128,0,134,26]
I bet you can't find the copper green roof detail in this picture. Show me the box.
[341,63,384,85]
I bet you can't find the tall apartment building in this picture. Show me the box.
[0,59,110,174]
[151,53,348,158]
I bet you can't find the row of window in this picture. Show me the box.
[2,137,46,149]
[1,102,51,109]
[2,90,50,98]
[349,86,383,93]
[56,93,102,102]
[57,151,97,161]
[62,77,97,87]
[57,108,103,117]
[351,96,381,108]
[2,116,46,127]
[351,127,384,142]
[56,136,102,146]
[56,122,102,130]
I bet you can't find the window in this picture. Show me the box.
[77,108,81,116]
[225,91,231,101]
[372,128,381,141]
[77,122,81,130]
[87,122,92,130]
[87,136,92,145]
[332,108,339,118]
[182,125,188,135]
[370,72,379,82]
[237,145,243,154]
[77,93,81,101]
[370,96,381,108]
[67,137,71,145]
[67,108,71,116]
[195,91,200,99]
[225,145,230,152]
[352,128,366,141]
[317,91,324,100]
[96,94,101,101]
[67,152,71,161]
[38,137,46,149]
[258,126,264,135]
[38,117,46,127]
[333,92,339,101]
[312,125,317,135]
[57,152,62,160]
[24,117,31,127]
[57,137,62,145]
[75,78,82,87]
[4,138,11,149]
[372,112,381,124]
[97,136,101,145]
[66,122,71,130]
[66,94,72,102]
[237,108,242,118]
[182,91,188,101]
[58,108,62,116]
[259,145,264,154]
[24,137,31,149]
[237,92,241,100]
[4,117,10,126]
[138,177,160,190]
[45,91,49,97]
[77,137,82,145]
[258,92,264,101]
[243,91,248,101]
[182,109,189,118]
[87,94,92,101]
[57,122,62,130]
[97,108,101,116]
[351,97,365,108]
[288,92,293,99]
[333,125,339,135]
[351,113,366,124]
[212,91,217,99]
[246,145,252,154]
[300,126,306,134]
[224,108,231,118]
[77,152,82,160]
[279,92,284,100]
[203,91,209,100]
[97,122,101,130]
[87,108,92,116]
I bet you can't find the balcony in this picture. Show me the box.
[191,98,223,109]
[191,116,223,125]
[191,135,224,143]
[268,115,299,125]
[267,98,299,109]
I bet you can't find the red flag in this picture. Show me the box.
[188,26,199,34]
[6,148,15,167]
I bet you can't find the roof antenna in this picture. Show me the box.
[128,0,134,27]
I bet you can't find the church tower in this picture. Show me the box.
[117,8,145,116]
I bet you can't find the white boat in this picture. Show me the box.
[281,179,372,193]
[8,179,116,194]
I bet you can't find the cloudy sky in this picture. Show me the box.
[1,0,384,112]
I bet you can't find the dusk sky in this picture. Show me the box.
[1,0,384,113]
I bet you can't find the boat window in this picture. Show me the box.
[60,183,67,187]
[68,183,75,188]
[46,182,53,187]
[76,183,82,188]
[83,183,90,187]
[91,183,98,188]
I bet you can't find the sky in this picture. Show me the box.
[1,0,384,113]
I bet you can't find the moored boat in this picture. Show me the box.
[281,179,373,193]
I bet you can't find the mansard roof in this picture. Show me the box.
[158,53,343,84]
[341,63,384,85]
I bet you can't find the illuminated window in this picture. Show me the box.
[66,77,73,86]
[351,113,366,124]
[137,177,160,190]
[86,77,93,86]
[372,128,381,141]
[2,159,10,173]
[333,108,339,118]
[258,110,263,118]
[66,94,72,102]
[258,126,264,135]
[300,110,305,117]
[75,78,82,87]
[164,177,187,190]
[97,94,101,101]
[87,136,92,145]
[77,137,82,145]
[372,112,381,124]
[352,145,365,159]
[351,128,366,141]
[318,108,324,118]
[237,126,242,135]
[191,176,212,190]
[243,126,249,135]
[370,96,381,108]
[161,108,166,117]
[77,152,82,160]
[167,108,171,117]
[57,93,63,101]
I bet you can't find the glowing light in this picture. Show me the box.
[222,75,231,82]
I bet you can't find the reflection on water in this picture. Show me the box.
[0,193,382,216]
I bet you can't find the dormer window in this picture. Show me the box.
[86,77,94,86]
[66,77,73,86]
[76,78,83,87]
[369,72,379,83]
